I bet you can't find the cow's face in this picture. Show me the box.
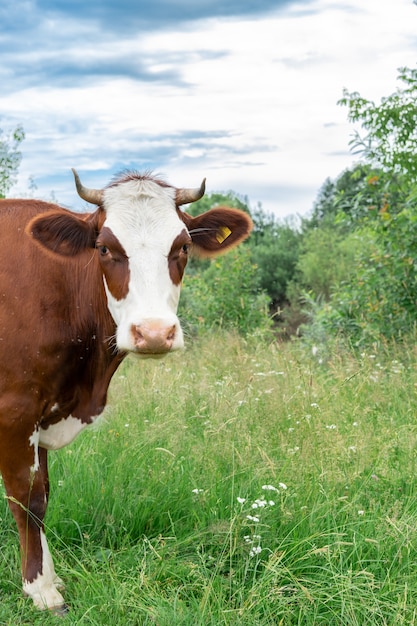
[98,179,190,355]
[28,170,253,358]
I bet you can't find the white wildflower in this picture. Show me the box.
[249,546,262,557]
[287,446,300,455]
[252,499,267,509]
[237,497,246,504]
[246,515,260,523]
[262,484,279,492]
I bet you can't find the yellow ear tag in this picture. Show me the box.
[216,226,232,244]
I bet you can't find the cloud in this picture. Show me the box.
[1,0,416,218]
[0,0,303,92]
[1,49,192,93]
[0,2,236,96]
[1,0,304,40]
[34,0,306,31]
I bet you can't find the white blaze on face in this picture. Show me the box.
[101,179,187,354]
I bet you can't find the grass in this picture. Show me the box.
[1,332,417,623]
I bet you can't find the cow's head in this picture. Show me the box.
[28,169,253,357]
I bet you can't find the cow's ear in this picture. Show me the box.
[27,211,100,256]
[181,207,253,258]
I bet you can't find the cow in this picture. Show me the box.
[0,169,252,613]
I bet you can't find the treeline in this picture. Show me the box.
[180,66,417,348]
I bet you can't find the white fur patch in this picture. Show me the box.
[39,415,91,450]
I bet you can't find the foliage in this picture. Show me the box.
[2,333,417,623]
[339,67,417,178]
[307,163,408,229]
[289,227,363,302]
[179,245,272,338]
[302,66,417,346]
[184,194,302,333]
[0,124,25,198]
[250,210,302,309]
[313,204,417,345]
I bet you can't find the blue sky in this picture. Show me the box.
[1,0,416,218]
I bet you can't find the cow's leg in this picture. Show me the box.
[0,426,66,611]
[38,446,65,593]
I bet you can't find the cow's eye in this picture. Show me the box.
[98,245,109,256]
[182,244,190,254]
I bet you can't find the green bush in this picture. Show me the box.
[289,227,363,302]
[179,246,272,338]
[302,203,417,346]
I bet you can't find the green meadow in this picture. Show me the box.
[1,332,417,624]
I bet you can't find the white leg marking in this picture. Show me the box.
[23,531,65,610]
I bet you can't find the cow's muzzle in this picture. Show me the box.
[131,321,177,355]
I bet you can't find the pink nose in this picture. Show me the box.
[132,322,176,354]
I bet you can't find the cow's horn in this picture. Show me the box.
[71,168,104,206]
[176,178,206,206]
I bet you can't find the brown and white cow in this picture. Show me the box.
[0,169,252,613]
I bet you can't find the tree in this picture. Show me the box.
[251,215,301,310]
[339,67,417,179]
[310,66,417,344]
[291,227,362,302]
[0,124,25,198]
[306,163,408,230]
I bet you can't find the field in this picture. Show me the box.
[1,332,417,624]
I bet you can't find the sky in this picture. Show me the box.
[1,0,416,219]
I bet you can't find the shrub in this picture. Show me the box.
[179,246,272,338]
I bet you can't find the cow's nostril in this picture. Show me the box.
[166,325,176,342]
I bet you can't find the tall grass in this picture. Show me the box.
[1,333,417,624]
